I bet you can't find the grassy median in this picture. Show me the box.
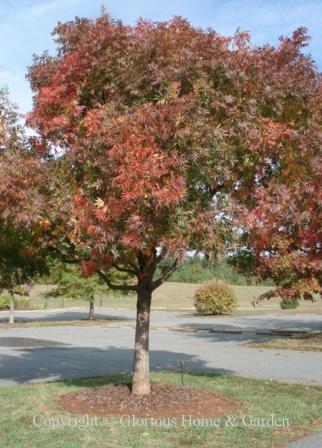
[245,332,322,352]
[0,372,322,448]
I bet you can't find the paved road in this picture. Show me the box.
[283,431,322,448]
[2,307,322,331]
[0,309,321,386]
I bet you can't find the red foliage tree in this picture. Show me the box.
[0,89,49,323]
[231,54,322,303]
[239,135,321,302]
[27,14,321,394]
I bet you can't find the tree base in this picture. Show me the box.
[59,382,238,418]
[131,382,151,396]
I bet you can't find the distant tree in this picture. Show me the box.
[43,262,131,319]
[0,89,48,323]
[43,264,104,319]
[0,224,47,323]
[27,14,321,394]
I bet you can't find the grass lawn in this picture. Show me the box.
[1,372,322,448]
[245,332,322,352]
[28,283,322,311]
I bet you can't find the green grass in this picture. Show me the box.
[244,332,322,352]
[29,283,322,312]
[0,372,321,448]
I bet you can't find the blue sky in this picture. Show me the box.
[1,0,321,114]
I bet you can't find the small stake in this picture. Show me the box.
[178,360,184,385]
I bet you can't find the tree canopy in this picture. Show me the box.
[27,16,320,288]
[0,89,50,323]
[24,14,322,393]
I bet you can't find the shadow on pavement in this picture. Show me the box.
[0,310,133,323]
[0,345,233,384]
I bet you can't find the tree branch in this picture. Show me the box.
[156,246,168,262]
[152,255,182,290]
[112,263,138,277]
[98,270,137,292]
[251,289,277,307]
[47,245,86,264]
[12,281,35,297]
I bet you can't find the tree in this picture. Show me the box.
[233,146,321,303]
[43,262,129,320]
[229,50,321,303]
[44,264,102,320]
[0,89,49,323]
[0,224,47,323]
[27,14,321,394]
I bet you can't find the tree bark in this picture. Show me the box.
[88,295,95,320]
[132,284,152,395]
[9,292,15,325]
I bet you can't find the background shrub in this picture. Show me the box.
[194,279,237,315]
[157,255,274,286]
[280,297,299,309]
[0,295,33,310]
[0,295,10,309]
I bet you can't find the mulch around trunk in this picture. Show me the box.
[58,382,239,418]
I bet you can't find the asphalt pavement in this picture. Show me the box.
[0,308,321,386]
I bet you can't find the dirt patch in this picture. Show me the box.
[58,382,239,418]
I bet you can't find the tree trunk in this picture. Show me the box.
[9,293,15,325]
[88,295,95,320]
[132,284,152,395]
